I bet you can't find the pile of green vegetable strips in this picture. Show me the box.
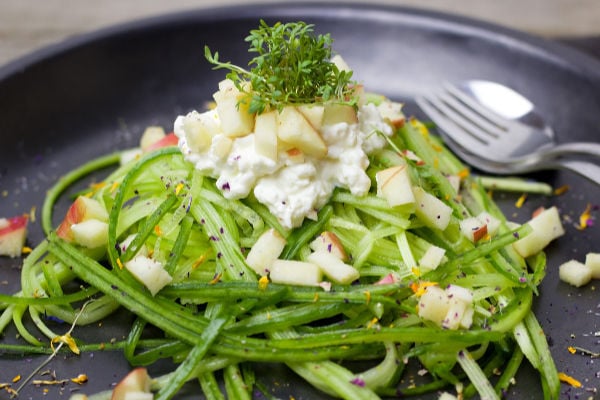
[0,117,558,399]
[0,20,559,400]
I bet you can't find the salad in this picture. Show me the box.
[0,20,582,400]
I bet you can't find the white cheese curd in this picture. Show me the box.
[215,134,280,199]
[254,163,331,229]
[174,103,394,229]
[357,103,393,154]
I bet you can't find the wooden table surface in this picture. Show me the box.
[2,0,600,67]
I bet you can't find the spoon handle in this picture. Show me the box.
[541,142,600,159]
[550,159,600,186]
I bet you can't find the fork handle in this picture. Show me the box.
[550,159,600,186]
[540,142,600,159]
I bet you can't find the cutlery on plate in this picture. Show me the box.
[416,80,600,185]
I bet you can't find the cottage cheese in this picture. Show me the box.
[175,103,396,229]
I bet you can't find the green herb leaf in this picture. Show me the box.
[205,20,357,113]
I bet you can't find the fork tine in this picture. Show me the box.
[415,94,489,154]
[437,87,507,140]
[443,83,512,130]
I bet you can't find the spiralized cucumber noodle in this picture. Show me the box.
[0,21,560,400]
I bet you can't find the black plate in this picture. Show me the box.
[1,3,599,399]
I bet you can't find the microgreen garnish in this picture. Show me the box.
[204,20,356,114]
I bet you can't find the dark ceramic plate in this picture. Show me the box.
[1,3,599,399]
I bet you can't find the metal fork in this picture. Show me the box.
[416,81,600,184]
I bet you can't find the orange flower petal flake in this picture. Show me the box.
[209,273,222,285]
[515,193,527,208]
[51,333,80,355]
[553,184,570,196]
[363,290,371,305]
[577,203,593,230]
[567,346,577,354]
[71,374,88,385]
[258,275,269,290]
[410,281,438,297]
[457,168,470,179]
[558,372,582,388]
[366,317,379,329]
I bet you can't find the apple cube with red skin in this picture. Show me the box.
[213,79,255,138]
[309,231,348,261]
[111,367,152,400]
[56,196,109,243]
[0,215,28,258]
[140,126,166,151]
[376,164,415,208]
[277,106,328,158]
[512,206,564,258]
[143,132,178,153]
[71,219,109,249]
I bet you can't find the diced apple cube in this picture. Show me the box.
[71,219,109,249]
[375,164,415,207]
[322,103,358,126]
[460,306,475,329]
[559,259,592,287]
[418,284,473,329]
[297,104,325,131]
[245,228,287,275]
[181,110,221,153]
[418,285,449,325]
[438,393,458,400]
[309,231,348,261]
[584,252,600,279]
[377,99,405,128]
[418,245,446,273]
[140,126,166,151]
[442,299,468,330]
[459,216,487,242]
[307,250,360,284]
[412,187,452,231]
[269,259,322,286]
[477,212,500,237]
[512,206,564,258]
[125,256,173,296]
[277,106,328,158]
[119,234,149,258]
[143,133,178,153]
[330,54,352,72]
[253,110,279,161]
[374,273,399,285]
[445,284,473,303]
[56,196,109,242]
[0,215,28,258]
[111,368,152,400]
[213,79,255,137]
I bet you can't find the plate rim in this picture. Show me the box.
[2,2,600,84]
